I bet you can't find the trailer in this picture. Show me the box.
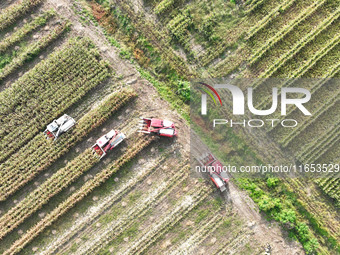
[44,114,76,141]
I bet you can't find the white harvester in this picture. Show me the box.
[44,114,76,141]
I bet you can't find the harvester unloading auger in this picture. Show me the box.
[44,114,76,141]
[138,117,177,137]
[92,129,126,159]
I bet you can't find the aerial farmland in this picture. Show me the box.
[0,0,338,254]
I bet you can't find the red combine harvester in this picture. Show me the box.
[44,114,76,141]
[138,117,177,137]
[198,153,229,192]
[92,129,126,159]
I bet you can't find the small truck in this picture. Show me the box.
[198,153,229,192]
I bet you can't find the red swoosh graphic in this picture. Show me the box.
[199,82,223,106]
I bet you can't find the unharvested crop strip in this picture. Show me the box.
[113,0,192,77]
[0,89,136,200]
[0,38,110,163]
[0,10,56,53]
[0,0,44,31]
[252,7,340,83]
[3,136,155,255]
[316,178,339,202]
[256,33,340,110]
[281,98,340,147]
[248,0,327,64]
[269,62,340,131]
[246,0,297,40]
[244,0,270,15]
[0,21,70,81]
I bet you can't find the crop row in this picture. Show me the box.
[42,155,171,255]
[0,65,108,162]
[167,12,191,39]
[244,0,269,15]
[316,178,339,202]
[116,1,192,77]
[3,135,155,255]
[297,120,340,163]
[280,97,340,147]
[0,0,44,31]
[154,0,174,15]
[257,33,339,111]
[0,149,99,240]
[270,62,340,131]
[78,165,189,255]
[0,21,70,82]
[168,214,224,255]
[254,7,340,80]
[0,38,110,163]
[248,0,326,65]
[0,10,55,53]
[245,0,297,41]
[0,88,136,201]
[121,186,210,255]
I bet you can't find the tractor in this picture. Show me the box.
[198,153,229,192]
[44,114,76,141]
[92,129,126,159]
[138,117,177,137]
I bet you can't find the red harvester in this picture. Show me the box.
[138,117,177,137]
[92,129,126,159]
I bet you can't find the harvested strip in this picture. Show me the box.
[214,228,253,255]
[167,214,225,254]
[0,149,99,240]
[77,165,189,255]
[121,186,210,255]
[3,136,155,255]
[40,155,171,255]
